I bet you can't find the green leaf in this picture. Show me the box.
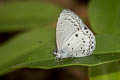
[89,0,120,34]
[0,26,55,75]
[89,62,120,80]
[0,2,61,32]
[7,34,120,69]
[94,34,120,54]
[1,27,120,75]
[17,34,120,69]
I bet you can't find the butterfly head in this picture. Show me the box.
[54,49,69,59]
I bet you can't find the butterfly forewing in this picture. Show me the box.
[56,10,80,51]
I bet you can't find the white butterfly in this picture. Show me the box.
[54,9,96,59]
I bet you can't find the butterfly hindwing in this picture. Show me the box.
[55,9,96,58]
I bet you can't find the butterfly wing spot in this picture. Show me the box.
[71,21,74,23]
[70,54,73,57]
[75,34,78,37]
[67,19,71,20]
[84,27,88,30]
[81,47,83,49]
[87,53,90,55]
[64,18,67,20]
[72,48,73,50]
[86,31,88,33]
[66,11,69,13]
[74,24,77,26]
[82,50,85,54]
[91,46,93,49]
[68,43,70,46]
[83,41,86,43]
[91,41,94,44]
[77,28,79,31]
[90,34,91,36]
[76,53,78,56]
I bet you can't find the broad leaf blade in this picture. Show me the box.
[1,27,120,75]
[0,27,55,75]
[0,2,60,32]
[89,62,120,80]
[12,34,120,68]
[13,52,120,69]
[89,0,120,34]
[94,34,120,54]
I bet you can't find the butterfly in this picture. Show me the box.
[54,9,96,59]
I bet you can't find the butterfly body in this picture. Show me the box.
[54,9,96,58]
